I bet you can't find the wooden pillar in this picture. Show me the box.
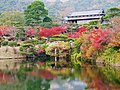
[55,48,57,67]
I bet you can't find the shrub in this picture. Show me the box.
[24,39,38,44]
[71,53,83,66]
[8,41,17,47]
[52,34,68,39]
[45,42,70,57]
[1,41,8,46]
[50,34,68,42]
[50,38,66,42]
[40,44,48,49]
[89,20,98,25]
[24,39,46,44]
[19,43,36,55]
[101,47,120,64]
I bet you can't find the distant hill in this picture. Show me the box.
[43,0,120,17]
[0,0,120,18]
[0,0,34,13]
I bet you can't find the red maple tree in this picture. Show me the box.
[67,26,87,38]
[0,26,15,36]
[88,29,110,48]
[26,27,37,38]
[39,26,66,38]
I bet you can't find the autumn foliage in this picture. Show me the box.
[68,26,111,60]
[25,26,66,38]
[67,26,87,38]
[39,26,66,38]
[0,26,15,36]
[26,27,37,38]
[88,29,110,48]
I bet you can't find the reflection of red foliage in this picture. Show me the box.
[37,61,45,65]
[30,70,57,80]
[0,72,15,84]
[90,77,107,90]
[39,70,57,79]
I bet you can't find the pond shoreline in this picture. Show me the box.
[0,46,25,59]
[0,57,25,60]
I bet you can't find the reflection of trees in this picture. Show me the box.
[0,71,16,84]
[1,62,120,90]
[100,66,120,85]
[78,65,120,90]
[17,73,51,90]
[78,65,108,90]
[26,77,50,90]
[16,70,51,90]
[0,65,52,90]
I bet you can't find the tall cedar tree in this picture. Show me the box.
[24,0,48,26]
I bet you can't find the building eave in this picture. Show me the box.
[67,16,102,21]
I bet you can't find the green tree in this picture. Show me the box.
[107,7,120,13]
[105,7,120,19]
[43,16,52,22]
[0,11,25,28]
[24,0,48,26]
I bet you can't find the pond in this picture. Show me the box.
[0,59,120,90]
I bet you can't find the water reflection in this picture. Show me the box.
[0,59,23,70]
[50,78,87,90]
[0,60,120,90]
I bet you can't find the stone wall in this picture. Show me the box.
[0,46,25,59]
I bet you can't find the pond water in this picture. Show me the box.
[0,59,120,90]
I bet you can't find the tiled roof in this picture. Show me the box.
[67,10,104,16]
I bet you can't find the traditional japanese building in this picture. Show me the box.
[63,9,105,24]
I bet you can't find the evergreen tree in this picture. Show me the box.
[24,0,48,26]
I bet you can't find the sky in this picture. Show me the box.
[47,0,69,2]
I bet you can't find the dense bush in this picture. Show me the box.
[8,41,17,47]
[1,41,8,46]
[45,42,70,57]
[100,66,120,84]
[24,39,46,44]
[26,39,39,44]
[19,43,36,55]
[100,46,120,65]
[50,34,68,42]
[71,38,85,65]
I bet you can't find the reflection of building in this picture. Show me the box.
[63,9,105,24]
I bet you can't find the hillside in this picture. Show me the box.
[0,0,120,18]
[44,0,120,17]
[0,0,34,12]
